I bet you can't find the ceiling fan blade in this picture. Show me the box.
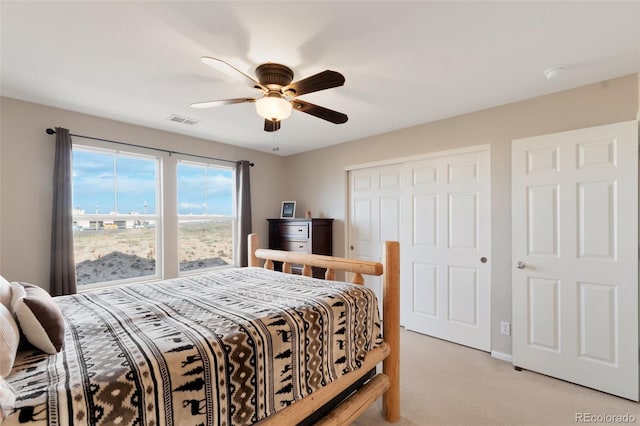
[292,100,348,124]
[190,98,255,109]
[264,119,281,132]
[200,56,267,91]
[283,70,345,97]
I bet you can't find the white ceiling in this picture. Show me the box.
[1,1,639,156]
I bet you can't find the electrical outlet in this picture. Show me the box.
[500,321,511,336]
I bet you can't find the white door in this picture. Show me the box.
[348,147,491,351]
[512,121,639,400]
[348,164,402,306]
[401,150,491,351]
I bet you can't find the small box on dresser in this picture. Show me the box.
[267,218,333,279]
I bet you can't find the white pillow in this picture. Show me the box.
[0,303,19,377]
[0,276,11,311]
[11,282,65,354]
[0,376,15,420]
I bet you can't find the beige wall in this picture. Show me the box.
[284,73,640,355]
[1,74,638,355]
[638,73,640,121]
[0,97,288,290]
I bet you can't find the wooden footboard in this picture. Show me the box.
[248,234,400,424]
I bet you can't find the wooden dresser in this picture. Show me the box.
[267,218,333,278]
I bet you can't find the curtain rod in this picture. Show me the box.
[45,128,254,167]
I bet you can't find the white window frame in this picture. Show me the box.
[72,144,163,290]
[176,158,237,276]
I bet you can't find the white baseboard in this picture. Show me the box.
[491,350,513,363]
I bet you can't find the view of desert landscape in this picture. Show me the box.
[74,218,233,285]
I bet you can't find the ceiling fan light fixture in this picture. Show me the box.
[255,94,292,121]
[193,57,347,131]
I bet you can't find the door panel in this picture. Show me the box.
[448,266,478,326]
[448,192,477,249]
[380,197,400,242]
[527,185,559,256]
[512,120,638,401]
[413,194,437,246]
[527,277,560,351]
[578,182,615,259]
[578,282,616,364]
[348,148,491,351]
[349,165,402,309]
[401,148,491,351]
[353,199,373,242]
[412,262,438,316]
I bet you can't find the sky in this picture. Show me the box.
[72,150,234,215]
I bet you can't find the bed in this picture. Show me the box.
[4,234,399,425]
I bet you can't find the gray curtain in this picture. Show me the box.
[50,127,77,296]
[236,160,252,267]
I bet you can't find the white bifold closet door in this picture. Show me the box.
[400,150,491,352]
[348,147,491,352]
[348,164,402,314]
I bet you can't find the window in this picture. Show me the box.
[177,160,235,273]
[70,143,238,288]
[72,147,161,288]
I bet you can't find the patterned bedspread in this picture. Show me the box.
[5,267,382,426]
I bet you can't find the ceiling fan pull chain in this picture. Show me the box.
[272,130,280,153]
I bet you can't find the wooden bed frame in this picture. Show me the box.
[248,233,400,425]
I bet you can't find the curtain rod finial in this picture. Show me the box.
[46,128,56,135]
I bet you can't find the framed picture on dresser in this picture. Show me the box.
[280,201,296,218]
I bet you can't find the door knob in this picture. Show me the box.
[515,261,526,269]
[350,245,354,250]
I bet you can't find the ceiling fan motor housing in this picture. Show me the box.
[256,63,294,90]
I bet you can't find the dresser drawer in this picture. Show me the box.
[281,240,310,253]
[278,223,309,238]
[267,218,333,279]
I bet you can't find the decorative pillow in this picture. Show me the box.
[0,303,19,377]
[0,376,15,420]
[0,276,11,311]
[11,282,64,354]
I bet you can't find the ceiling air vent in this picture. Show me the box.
[168,114,200,125]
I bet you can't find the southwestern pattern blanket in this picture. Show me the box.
[5,268,382,426]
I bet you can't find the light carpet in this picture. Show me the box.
[355,328,640,425]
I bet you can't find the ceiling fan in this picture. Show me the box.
[191,57,348,132]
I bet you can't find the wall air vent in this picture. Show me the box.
[167,114,200,125]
